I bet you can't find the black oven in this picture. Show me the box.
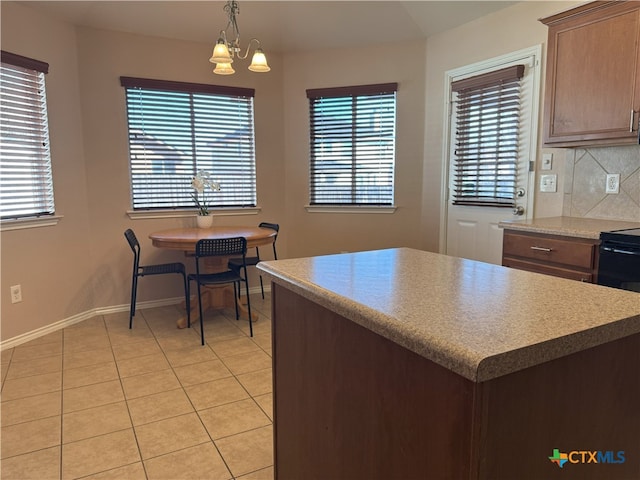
[598,228,640,293]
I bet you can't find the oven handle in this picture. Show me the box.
[601,246,640,256]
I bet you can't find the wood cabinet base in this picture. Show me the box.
[271,284,639,479]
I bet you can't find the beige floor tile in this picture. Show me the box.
[1,371,61,401]
[237,368,272,397]
[0,445,60,480]
[107,321,150,335]
[116,352,170,378]
[11,341,62,362]
[246,318,271,337]
[215,425,273,478]
[221,350,272,376]
[238,466,274,480]
[66,316,107,331]
[5,354,62,379]
[173,359,232,386]
[155,331,203,351]
[127,388,194,426]
[1,348,14,364]
[134,412,209,460]
[63,361,119,390]
[162,344,219,368]
[144,442,232,480]
[251,333,272,352]
[63,347,114,370]
[210,336,262,358]
[1,415,60,459]
[81,462,146,480]
[63,401,132,443]
[63,379,124,413]
[253,393,273,421]
[111,338,162,361]
[1,363,9,386]
[108,327,156,346]
[63,333,112,354]
[184,376,249,410]
[61,429,140,480]
[121,369,181,400]
[102,311,133,329]
[1,391,61,426]
[199,398,271,440]
[196,316,246,341]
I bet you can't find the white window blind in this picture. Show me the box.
[451,65,524,207]
[307,83,397,206]
[0,51,54,220]
[120,77,257,210]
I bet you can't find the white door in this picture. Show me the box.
[443,46,541,265]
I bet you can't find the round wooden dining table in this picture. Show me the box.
[149,226,277,329]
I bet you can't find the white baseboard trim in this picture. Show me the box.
[0,285,267,351]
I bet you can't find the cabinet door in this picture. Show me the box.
[542,2,640,147]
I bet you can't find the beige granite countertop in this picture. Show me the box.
[499,216,640,239]
[258,248,640,382]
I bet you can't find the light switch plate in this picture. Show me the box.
[540,174,557,193]
[541,153,553,171]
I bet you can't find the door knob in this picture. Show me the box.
[513,206,525,216]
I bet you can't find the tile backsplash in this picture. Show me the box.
[563,145,640,222]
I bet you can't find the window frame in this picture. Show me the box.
[120,76,259,215]
[0,50,59,230]
[306,83,398,212]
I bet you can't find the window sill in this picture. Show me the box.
[127,207,261,220]
[305,205,397,214]
[1,215,63,232]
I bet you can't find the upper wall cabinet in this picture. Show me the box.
[540,1,640,147]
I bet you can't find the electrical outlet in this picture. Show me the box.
[10,284,22,303]
[605,174,620,194]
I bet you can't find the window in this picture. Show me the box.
[120,77,257,210]
[307,83,397,206]
[451,65,524,207]
[0,51,54,220]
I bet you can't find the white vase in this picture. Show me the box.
[196,214,213,228]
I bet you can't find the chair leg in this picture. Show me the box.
[129,274,138,329]
[186,276,192,329]
[259,275,264,299]
[233,282,240,320]
[244,278,253,337]
[196,282,205,346]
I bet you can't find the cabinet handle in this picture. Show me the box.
[630,110,637,133]
[530,246,553,252]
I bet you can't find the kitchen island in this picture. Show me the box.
[257,248,640,480]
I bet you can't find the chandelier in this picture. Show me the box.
[209,1,271,75]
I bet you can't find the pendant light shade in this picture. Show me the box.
[248,48,270,72]
[210,39,232,64]
[213,62,235,75]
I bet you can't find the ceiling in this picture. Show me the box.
[15,1,518,54]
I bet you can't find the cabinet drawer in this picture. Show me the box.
[502,232,596,269]
[503,258,594,283]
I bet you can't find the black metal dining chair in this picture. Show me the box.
[124,228,189,329]
[188,237,253,345]
[228,222,279,299]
